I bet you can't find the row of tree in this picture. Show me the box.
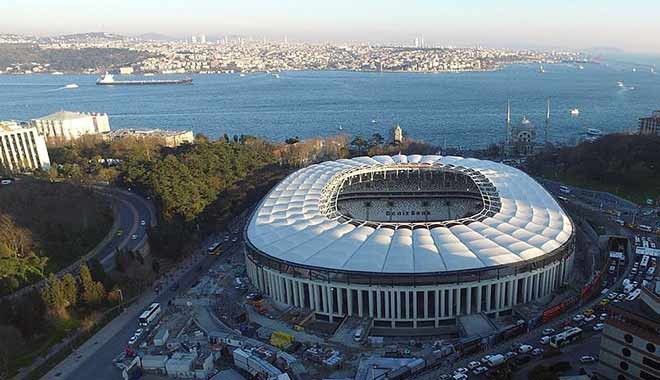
[40,264,107,321]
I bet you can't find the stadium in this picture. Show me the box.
[245,155,575,330]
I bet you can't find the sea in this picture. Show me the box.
[1,59,659,149]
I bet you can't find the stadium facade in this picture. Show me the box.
[245,155,574,329]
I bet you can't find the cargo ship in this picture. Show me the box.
[96,73,192,85]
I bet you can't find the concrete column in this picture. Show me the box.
[494,282,501,311]
[358,290,364,317]
[440,289,446,318]
[476,286,483,312]
[512,279,519,305]
[413,291,418,323]
[347,288,353,316]
[290,280,297,307]
[327,287,334,317]
[456,288,462,316]
[298,282,305,308]
[395,291,401,320]
[466,287,472,314]
[508,280,514,307]
[337,288,343,316]
[448,288,454,317]
[376,290,382,319]
[314,284,321,311]
[424,290,429,319]
[403,291,408,319]
[435,290,440,323]
[284,279,291,304]
[486,284,492,312]
[384,290,390,319]
[372,290,377,318]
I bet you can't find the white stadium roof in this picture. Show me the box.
[247,155,573,274]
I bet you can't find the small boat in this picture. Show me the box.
[577,65,584,70]
[338,125,343,131]
[538,64,545,73]
[587,128,602,136]
[371,119,377,124]
[65,84,79,89]
[617,81,625,88]
[570,108,579,116]
[632,68,637,72]
[143,73,155,76]
[272,73,280,78]
[239,73,246,77]
[52,71,64,75]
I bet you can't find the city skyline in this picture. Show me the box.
[3,0,660,54]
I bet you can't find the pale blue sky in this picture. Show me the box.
[2,0,659,52]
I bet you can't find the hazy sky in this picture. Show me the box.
[2,0,660,53]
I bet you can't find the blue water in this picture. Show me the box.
[1,62,659,148]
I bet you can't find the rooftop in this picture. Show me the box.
[33,111,95,121]
[247,155,573,274]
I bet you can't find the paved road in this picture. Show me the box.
[96,189,156,270]
[44,217,248,380]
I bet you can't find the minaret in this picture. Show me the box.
[545,97,550,145]
[505,99,511,155]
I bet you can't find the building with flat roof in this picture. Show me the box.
[245,154,574,331]
[598,284,660,380]
[0,121,50,172]
[106,128,194,147]
[30,111,110,141]
[639,111,660,136]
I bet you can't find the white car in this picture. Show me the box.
[140,220,146,226]
[454,368,468,374]
[467,361,481,370]
[607,292,618,300]
[473,367,488,375]
[584,314,597,323]
[593,323,605,331]
[480,355,493,364]
[131,234,138,240]
[539,336,551,345]
[573,314,584,322]
[128,335,138,345]
[599,313,608,321]
[518,344,533,354]
[579,355,597,364]
[542,328,555,335]
[532,348,544,356]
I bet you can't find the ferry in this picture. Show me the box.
[96,73,192,86]
[570,108,580,116]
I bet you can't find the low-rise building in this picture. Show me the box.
[598,284,660,380]
[30,111,110,141]
[106,128,194,147]
[0,120,50,171]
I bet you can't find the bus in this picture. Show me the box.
[549,327,583,348]
[207,241,223,255]
[639,225,653,233]
[640,255,650,270]
[138,303,161,326]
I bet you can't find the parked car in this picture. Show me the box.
[467,361,481,370]
[518,344,533,354]
[140,220,146,226]
[531,348,544,356]
[505,351,518,360]
[128,335,138,345]
[542,328,555,335]
[593,323,605,331]
[131,234,138,240]
[600,313,608,321]
[584,314,597,323]
[473,367,488,375]
[579,355,597,364]
[454,367,468,374]
[573,314,585,322]
[540,336,551,345]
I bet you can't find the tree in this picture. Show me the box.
[41,273,67,319]
[80,264,104,306]
[370,133,385,147]
[61,273,78,307]
[285,136,300,144]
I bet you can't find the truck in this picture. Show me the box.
[486,354,506,367]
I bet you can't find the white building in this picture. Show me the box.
[30,111,111,141]
[246,155,574,331]
[0,121,50,172]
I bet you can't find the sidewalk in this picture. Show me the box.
[40,290,156,380]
